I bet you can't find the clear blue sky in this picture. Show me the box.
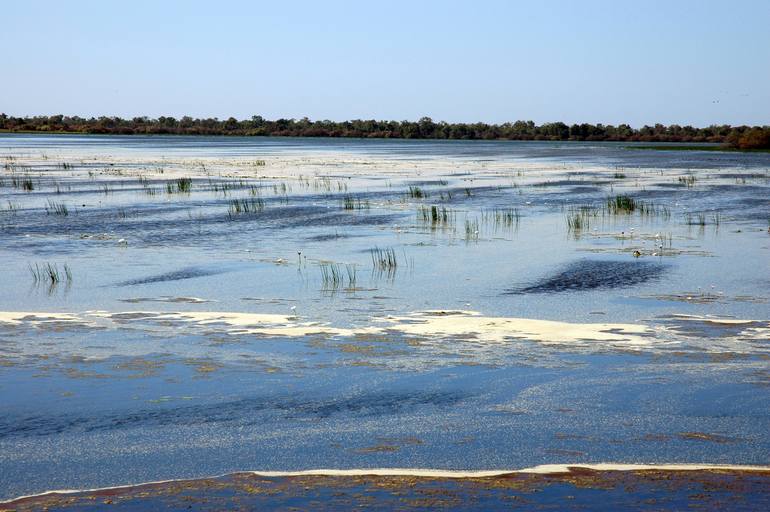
[2,0,768,126]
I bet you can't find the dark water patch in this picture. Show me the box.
[568,186,602,194]
[0,201,401,249]
[709,184,769,194]
[116,267,228,286]
[0,390,466,439]
[533,179,612,187]
[305,233,362,242]
[281,212,398,228]
[407,180,451,186]
[510,259,667,294]
[119,296,212,304]
[716,172,769,180]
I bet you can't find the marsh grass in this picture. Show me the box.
[407,186,426,199]
[604,195,670,219]
[320,262,357,289]
[167,177,193,194]
[45,200,69,216]
[417,205,455,228]
[678,175,697,187]
[29,262,72,285]
[342,195,370,210]
[566,205,597,234]
[10,175,35,191]
[302,176,348,193]
[482,208,521,229]
[686,212,706,226]
[606,195,637,213]
[116,208,137,219]
[273,182,290,195]
[2,201,20,215]
[209,180,247,196]
[370,247,398,270]
[685,211,721,227]
[464,218,480,242]
[227,197,265,219]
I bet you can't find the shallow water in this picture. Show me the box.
[0,135,768,502]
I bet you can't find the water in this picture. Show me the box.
[0,134,768,502]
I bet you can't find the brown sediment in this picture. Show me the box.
[4,466,770,511]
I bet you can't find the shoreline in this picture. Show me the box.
[1,129,764,150]
[4,463,770,505]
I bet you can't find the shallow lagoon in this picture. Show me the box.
[0,135,768,503]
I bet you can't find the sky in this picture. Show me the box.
[2,0,769,126]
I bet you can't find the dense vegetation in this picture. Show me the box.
[1,114,768,149]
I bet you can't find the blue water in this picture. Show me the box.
[0,135,768,501]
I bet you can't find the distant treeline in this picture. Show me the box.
[1,114,769,149]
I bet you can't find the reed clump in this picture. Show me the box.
[29,262,72,285]
[167,177,193,193]
[227,197,265,219]
[407,186,426,199]
[45,200,69,216]
[342,195,370,210]
[11,175,35,191]
[370,247,398,270]
[566,205,597,233]
[482,208,521,228]
[464,218,480,242]
[603,195,670,219]
[606,194,637,214]
[418,205,455,228]
[320,262,357,289]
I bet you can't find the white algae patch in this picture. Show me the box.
[0,311,88,326]
[0,309,654,347]
[376,310,654,347]
[3,310,769,357]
